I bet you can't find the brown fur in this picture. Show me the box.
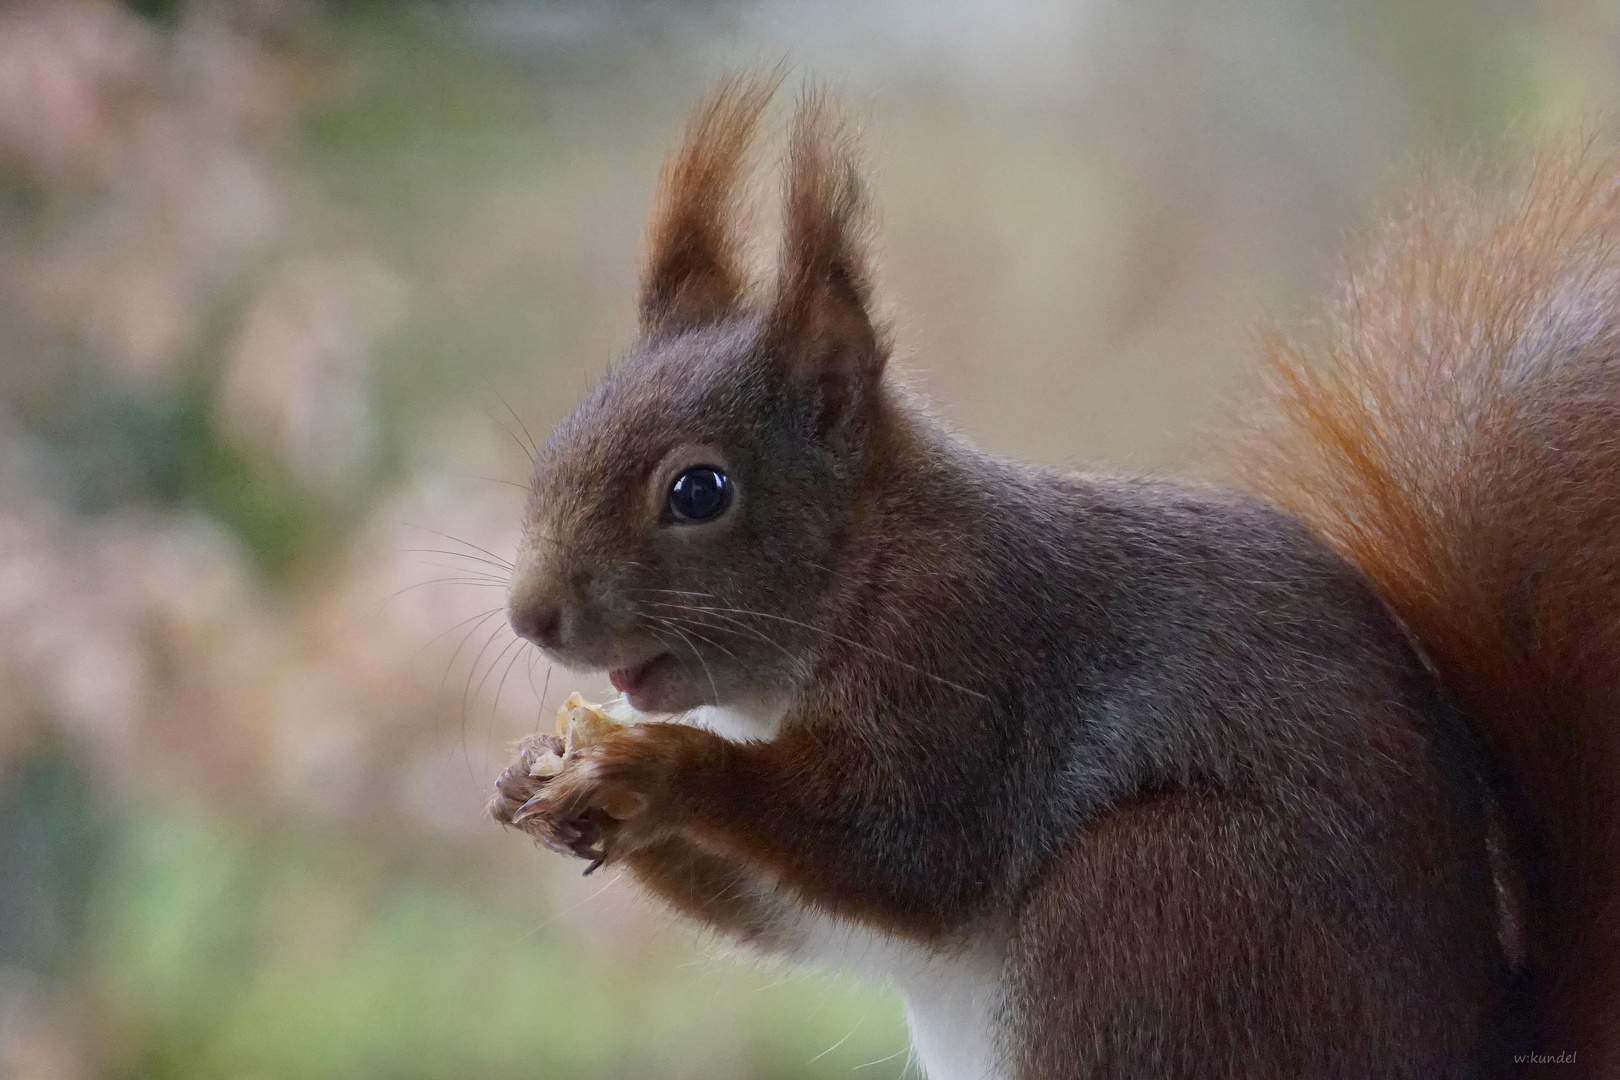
[492,84,1620,1078]
[638,76,775,336]
[1240,141,1620,1073]
[765,93,885,381]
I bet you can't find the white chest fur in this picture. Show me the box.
[612,695,787,742]
[785,907,1009,1080]
[683,700,788,742]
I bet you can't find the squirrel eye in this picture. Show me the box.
[667,465,731,523]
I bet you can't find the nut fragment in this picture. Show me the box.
[527,737,567,780]
[556,692,623,752]
[524,693,625,781]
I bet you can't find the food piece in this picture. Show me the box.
[556,692,624,753]
[526,738,567,780]
[526,693,626,781]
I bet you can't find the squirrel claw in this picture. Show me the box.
[512,793,548,825]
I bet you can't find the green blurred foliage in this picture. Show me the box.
[48,368,344,580]
[94,815,903,1079]
[0,752,906,1079]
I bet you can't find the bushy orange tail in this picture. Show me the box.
[1240,141,1620,1071]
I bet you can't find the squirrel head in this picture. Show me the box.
[508,79,892,714]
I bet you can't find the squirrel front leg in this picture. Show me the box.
[493,732,798,947]
[619,837,803,950]
[527,719,991,939]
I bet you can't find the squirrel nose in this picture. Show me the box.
[511,603,563,649]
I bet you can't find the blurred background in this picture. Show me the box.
[0,0,1616,1077]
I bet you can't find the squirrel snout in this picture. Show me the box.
[509,599,563,650]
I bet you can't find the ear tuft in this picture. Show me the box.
[639,76,777,337]
[766,93,886,413]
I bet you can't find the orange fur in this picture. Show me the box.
[1239,140,1620,1071]
[638,75,776,335]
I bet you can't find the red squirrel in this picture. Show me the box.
[489,78,1620,1078]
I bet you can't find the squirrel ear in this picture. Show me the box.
[765,95,886,420]
[638,77,775,337]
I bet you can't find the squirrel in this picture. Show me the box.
[489,77,1620,1079]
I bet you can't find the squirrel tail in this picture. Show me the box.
[1239,140,1620,1066]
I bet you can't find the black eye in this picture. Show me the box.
[667,465,731,522]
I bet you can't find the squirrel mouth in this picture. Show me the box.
[608,652,674,700]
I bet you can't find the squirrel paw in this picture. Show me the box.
[489,733,609,863]
[503,723,712,871]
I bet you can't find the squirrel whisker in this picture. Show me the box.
[401,523,517,570]
[638,602,802,666]
[644,598,990,702]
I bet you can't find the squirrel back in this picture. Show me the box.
[1240,143,1620,1067]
